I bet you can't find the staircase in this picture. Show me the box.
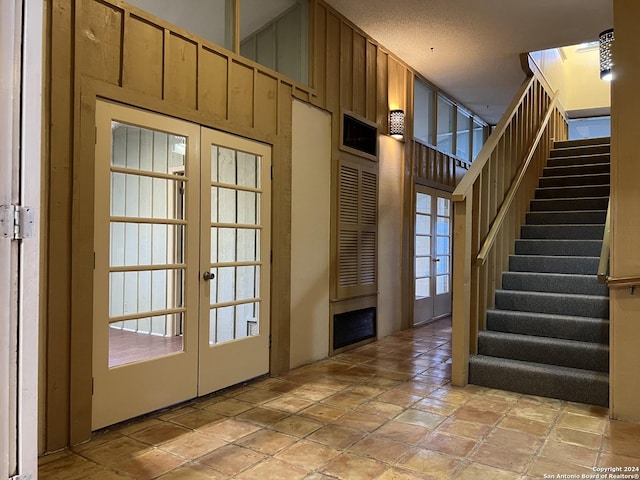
[468,137,610,407]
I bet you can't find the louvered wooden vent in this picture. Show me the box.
[338,163,377,297]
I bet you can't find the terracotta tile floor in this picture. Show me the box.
[39,318,640,479]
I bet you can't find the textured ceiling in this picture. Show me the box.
[324,0,613,124]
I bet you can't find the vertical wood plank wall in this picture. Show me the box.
[45,0,468,449]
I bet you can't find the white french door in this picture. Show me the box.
[414,186,452,325]
[92,100,271,429]
[198,129,271,395]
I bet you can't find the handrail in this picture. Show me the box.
[452,76,536,202]
[607,276,640,294]
[597,200,611,284]
[477,92,560,265]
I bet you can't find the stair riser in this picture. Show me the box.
[547,154,610,168]
[526,211,607,225]
[530,198,609,212]
[509,255,599,275]
[535,185,610,199]
[543,164,610,178]
[486,310,609,343]
[478,333,609,372]
[539,174,610,188]
[469,357,608,407]
[520,225,604,240]
[515,240,602,257]
[495,290,609,318]
[550,145,610,157]
[502,272,608,296]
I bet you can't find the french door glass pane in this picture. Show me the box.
[436,274,450,294]
[436,217,450,235]
[416,235,431,256]
[416,278,430,299]
[436,256,450,275]
[208,144,263,346]
[437,197,450,216]
[436,236,450,255]
[416,214,430,235]
[415,257,431,278]
[108,121,186,368]
[416,193,431,214]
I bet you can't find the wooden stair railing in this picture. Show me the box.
[451,73,567,386]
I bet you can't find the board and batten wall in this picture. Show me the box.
[43,0,467,450]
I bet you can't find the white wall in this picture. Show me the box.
[531,45,610,117]
[563,45,611,116]
[290,100,331,368]
[377,136,404,338]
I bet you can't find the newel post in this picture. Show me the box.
[451,193,473,386]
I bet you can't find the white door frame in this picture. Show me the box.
[0,0,43,478]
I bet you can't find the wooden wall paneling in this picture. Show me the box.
[292,86,310,103]
[46,0,74,451]
[419,144,427,179]
[325,12,340,113]
[313,2,327,108]
[340,22,353,111]
[69,86,99,445]
[400,69,414,330]
[77,0,123,86]
[123,13,164,98]
[255,72,278,137]
[271,81,293,375]
[376,49,388,132]
[228,60,255,129]
[387,56,404,111]
[366,41,377,122]
[165,32,198,110]
[352,31,366,117]
[198,47,229,121]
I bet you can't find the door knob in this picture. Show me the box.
[433,258,440,262]
[203,271,215,281]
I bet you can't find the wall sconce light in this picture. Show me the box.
[389,109,405,139]
[599,28,614,81]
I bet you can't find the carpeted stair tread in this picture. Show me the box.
[502,271,608,296]
[546,154,610,168]
[543,163,610,177]
[539,173,609,188]
[547,153,611,167]
[520,224,604,240]
[509,255,600,275]
[535,185,610,199]
[477,331,608,372]
[530,197,609,212]
[494,290,608,318]
[469,355,609,407]
[550,144,610,157]
[526,210,607,225]
[486,309,609,343]
[514,239,602,256]
[553,137,610,149]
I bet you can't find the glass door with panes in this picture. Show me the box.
[198,129,271,396]
[414,186,452,325]
[92,100,271,429]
